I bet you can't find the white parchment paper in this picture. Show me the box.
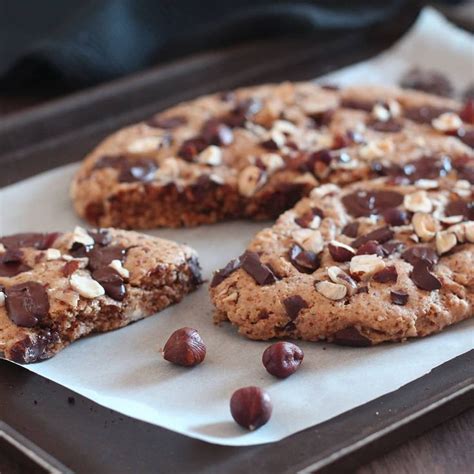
[1,8,473,446]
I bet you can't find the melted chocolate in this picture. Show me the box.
[342,190,403,217]
[92,267,126,301]
[5,282,49,327]
[0,250,32,277]
[93,155,157,183]
[0,232,60,250]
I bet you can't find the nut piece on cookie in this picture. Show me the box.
[0,228,202,363]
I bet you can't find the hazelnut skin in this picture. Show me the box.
[163,327,206,367]
[230,386,272,430]
[262,341,304,378]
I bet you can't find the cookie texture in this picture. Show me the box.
[71,82,473,229]
[0,228,201,363]
[209,179,473,345]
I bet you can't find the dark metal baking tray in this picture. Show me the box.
[1,6,473,472]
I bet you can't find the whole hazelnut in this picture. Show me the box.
[262,341,304,378]
[163,327,206,367]
[230,387,272,430]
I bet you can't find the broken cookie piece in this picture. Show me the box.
[0,227,202,363]
[210,179,473,345]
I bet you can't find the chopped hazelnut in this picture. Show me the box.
[238,166,266,197]
[197,145,222,166]
[315,280,347,300]
[432,112,462,132]
[70,272,105,299]
[350,254,386,280]
[403,190,433,213]
[435,231,457,255]
[412,213,438,241]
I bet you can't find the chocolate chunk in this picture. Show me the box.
[118,157,157,183]
[92,267,126,301]
[283,295,308,320]
[294,207,324,228]
[307,149,332,176]
[7,329,58,363]
[342,190,404,217]
[241,251,276,286]
[0,232,60,250]
[367,119,403,133]
[224,98,262,127]
[356,286,369,294]
[178,137,208,161]
[356,240,385,257]
[5,282,49,327]
[390,290,409,306]
[69,242,91,259]
[0,250,32,277]
[382,241,405,256]
[309,109,334,127]
[88,230,112,246]
[289,245,320,274]
[373,266,398,283]
[342,222,359,238]
[383,208,408,226]
[201,119,233,146]
[445,200,474,220]
[340,98,374,111]
[403,156,452,181]
[187,256,203,287]
[400,68,453,97]
[460,99,474,124]
[410,261,441,291]
[210,259,242,288]
[352,226,394,248]
[333,327,371,347]
[87,245,127,272]
[146,115,187,129]
[404,105,454,124]
[328,242,355,262]
[93,155,157,183]
[402,246,439,268]
[260,138,279,151]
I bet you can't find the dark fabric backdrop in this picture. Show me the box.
[0,0,457,91]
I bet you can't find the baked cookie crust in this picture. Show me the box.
[209,179,473,345]
[71,82,473,229]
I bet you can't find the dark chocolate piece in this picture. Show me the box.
[410,261,441,291]
[352,226,394,248]
[373,266,398,283]
[289,245,320,274]
[92,267,126,301]
[390,290,409,305]
[333,326,371,347]
[5,282,49,327]
[283,295,308,320]
[241,251,276,286]
[342,190,403,218]
[210,258,241,288]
